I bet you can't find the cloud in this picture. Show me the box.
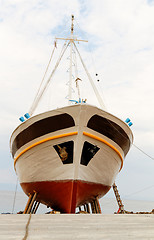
[0,0,154,202]
[0,167,16,184]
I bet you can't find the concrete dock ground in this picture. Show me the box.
[0,214,154,240]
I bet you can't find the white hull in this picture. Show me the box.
[10,104,133,188]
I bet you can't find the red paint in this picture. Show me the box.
[21,180,110,213]
[117,207,121,213]
[71,181,78,213]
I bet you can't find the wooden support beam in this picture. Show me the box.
[23,194,33,214]
[23,192,37,214]
[93,199,99,213]
[112,182,125,213]
[31,200,37,214]
[32,202,40,214]
[93,200,97,213]
[84,205,87,212]
[95,197,102,214]
[90,198,102,214]
[86,203,90,213]
[91,201,96,213]
[26,192,37,214]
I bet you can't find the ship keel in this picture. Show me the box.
[21,180,111,213]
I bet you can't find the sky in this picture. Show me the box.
[0,0,154,204]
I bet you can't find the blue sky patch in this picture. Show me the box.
[147,0,154,5]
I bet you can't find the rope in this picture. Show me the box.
[30,41,69,115]
[104,115,154,161]
[73,46,81,99]
[75,18,153,162]
[29,41,57,115]
[22,213,32,240]
[73,42,106,110]
[124,184,154,198]
[75,19,98,76]
[12,177,18,214]
[101,183,154,208]
[132,143,154,161]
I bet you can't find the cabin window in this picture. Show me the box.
[80,141,100,166]
[87,114,130,156]
[53,141,74,164]
[12,113,75,157]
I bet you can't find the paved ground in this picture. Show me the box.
[0,214,154,240]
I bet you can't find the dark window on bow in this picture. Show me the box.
[80,141,100,166]
[54,141,74,164]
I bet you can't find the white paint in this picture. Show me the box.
[12,105,133,187]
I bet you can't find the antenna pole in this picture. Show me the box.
[68,15,74,104]
[30,15,88,114]
[71,14,74,35]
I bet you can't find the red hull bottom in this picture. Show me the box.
[21,180,111,213]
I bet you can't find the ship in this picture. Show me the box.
[10,15,133,213]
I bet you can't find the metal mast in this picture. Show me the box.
[68,15,74,104]
[55,15,87,104]
[28,15,106,115]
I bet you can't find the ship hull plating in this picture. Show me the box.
[21,180,111,213]
[10,104,133,213]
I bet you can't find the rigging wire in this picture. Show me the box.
[102,183,154,208]
[75,18,108,108]
[73,41,106,110]
[73,46,82,99]
[74,46,78,79]
[75,17,154,162]
[29,17,153,162]
[29,17,73,115]
[103,112,154,161]
[76,18,154,162]
[75,18,101,79]
[101,119,154,205]
[102,182,154,207]
[29,41,69,115]
[74,18,154,161]
[29,41,57,115]
[123,184,154,198]
[74,21,153,162]
[12,177,18,214]
[132,144,154,161]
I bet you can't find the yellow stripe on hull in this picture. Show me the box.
[83,131,123,171]
[14,132,78,168]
